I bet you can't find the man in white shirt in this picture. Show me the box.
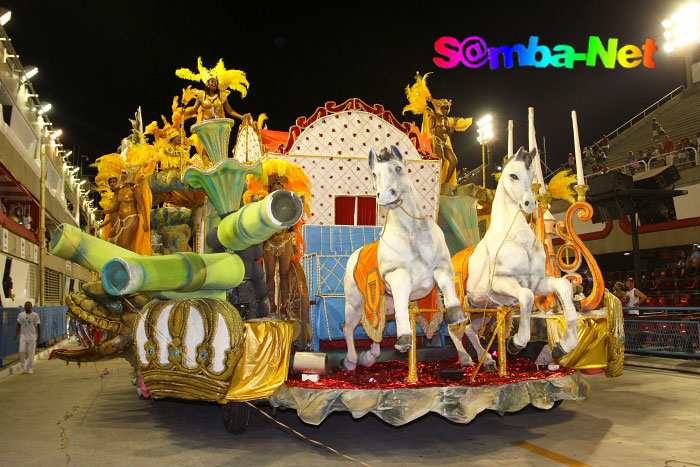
[14,301,41,374]
[625,278,647,316]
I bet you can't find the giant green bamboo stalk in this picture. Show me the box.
[101,252,244,295]
[49,224,140,272]
[218,189,303,251]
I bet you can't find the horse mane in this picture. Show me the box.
[376,147,394,162]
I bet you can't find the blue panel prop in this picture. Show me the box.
[303,225,449,351]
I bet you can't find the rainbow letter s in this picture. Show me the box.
[434,37,463,69]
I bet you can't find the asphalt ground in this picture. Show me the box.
[1,350,699,466]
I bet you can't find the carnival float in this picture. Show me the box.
[48,61,624,433]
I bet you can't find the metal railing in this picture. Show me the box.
[605,147,698,176]
[0,305,68,366]
[598,86,685,143]
[624,306,700,359]
[625,319,700,358]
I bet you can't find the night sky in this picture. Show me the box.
[2,1,689,179]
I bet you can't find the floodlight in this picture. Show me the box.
[0,8,11,26]
[23,66,38,80]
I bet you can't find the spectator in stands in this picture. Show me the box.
[663,135,674,155]
[691,245,700,266]
[676,250,689,275]
[1,197,7,214]
[22,206,32,231]
[651,118,663,142]
[680,138,693,164]
[628,151,639,175]
[592,143,607,163]
[613,282,629,306]
[567,153,575,169]
[645,147,654,164]
[625,278,647,316]
[583,146,594,166]
[600,135,610,155]
[696,131,700,150]
[14,301,41,374]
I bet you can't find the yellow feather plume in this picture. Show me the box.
[260,159,289,187]
[176,58,249,98]
[257,113,268,130]
[92,153,124,187]
[548,169,578,204]
[243,179,268,205]
[403,72,433,115]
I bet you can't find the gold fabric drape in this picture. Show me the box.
[223,321,294,402]
[546,317,608,370]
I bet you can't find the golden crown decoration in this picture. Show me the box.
[134,298,245,401]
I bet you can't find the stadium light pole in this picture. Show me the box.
[662,3,700,88]
[476,115,494,188]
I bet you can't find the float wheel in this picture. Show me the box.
[534,399,563,411]
[222,402,250,434]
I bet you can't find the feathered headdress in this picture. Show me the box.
[175,57,249,98]
[403,72,433,115]
[547,169,578,204]
[243,159,312,214]
[92,153,124,209]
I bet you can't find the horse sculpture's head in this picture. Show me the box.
[369,145,407,209]
[501,147,537,215]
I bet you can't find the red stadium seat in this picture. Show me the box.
[658,296,668,307]
[685,279,698,290]
[646,296,659,307]
[676,296,689,307]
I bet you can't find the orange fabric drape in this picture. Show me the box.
[133,177,153,256]
[451,246,476,307]
[261,130,290,153]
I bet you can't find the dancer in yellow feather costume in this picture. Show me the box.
[403,73,472,187]
[243,160,311,317]
[144,96,193,171]
[176,58,250,167]
[93,144,162,255]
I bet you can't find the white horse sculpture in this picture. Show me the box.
[465,147,578,360]
[340,146,495,372]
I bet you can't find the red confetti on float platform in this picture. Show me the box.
[286,357,575,390]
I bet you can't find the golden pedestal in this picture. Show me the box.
[406,305,511,383]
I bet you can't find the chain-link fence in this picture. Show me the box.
[625,319,700,358]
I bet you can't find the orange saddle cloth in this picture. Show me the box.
[353,241,442,342]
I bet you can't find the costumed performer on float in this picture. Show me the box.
[176,58,249,167]
[93,144,162,255]
[403,72,472,189]
[145,96,194,171]
[243,160,311,318]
